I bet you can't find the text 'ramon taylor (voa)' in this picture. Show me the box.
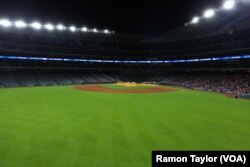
[156,154,246,165]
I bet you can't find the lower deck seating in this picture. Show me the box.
[80,74,99,83]
[0,71,117,87]
[35,73,57,86]
[89,74,112,83]
[13,72,37,86]
[50,73,73,85]
[102,74,116,82]
[0,72,20,87]
[159,73,250,96]
[66,73,85,84]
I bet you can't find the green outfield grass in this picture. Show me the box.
[0,85,249,167]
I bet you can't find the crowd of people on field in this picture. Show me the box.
[167,73,250,97]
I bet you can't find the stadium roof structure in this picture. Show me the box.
[0,0,249,43]
[0,0,250,65]
[0,19,114,35]
[185,0,244,26]
[148,1,250,43]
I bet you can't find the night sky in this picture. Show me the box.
[0,0,222,35]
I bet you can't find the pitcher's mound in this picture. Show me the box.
[74,85,177,94]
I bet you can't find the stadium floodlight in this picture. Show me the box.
[223,0,235,10]
[0,19,12,27]
[81,27,88,32]
[44,23,54,31]
[104,29,110,34]
[56,24,64,30]
[204,9,215,18]
[93,28,98,33]
[31,22,42,30]
[191,17,200,24]
[69,26,76,32]
[14,20,26,28]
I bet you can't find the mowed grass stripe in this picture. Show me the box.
[0,86,249,167]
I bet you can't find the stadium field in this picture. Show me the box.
[0,85,249,167]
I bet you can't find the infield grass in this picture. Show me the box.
[103,84,152,90]
[0,85,249,167]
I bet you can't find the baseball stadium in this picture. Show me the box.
[0,0,250,167]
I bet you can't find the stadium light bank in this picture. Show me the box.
[186,0,249,26]
[0,19,114,34]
